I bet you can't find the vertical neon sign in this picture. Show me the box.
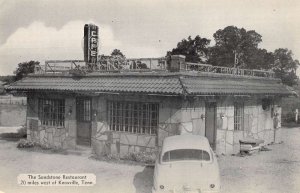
[84,24,98,64]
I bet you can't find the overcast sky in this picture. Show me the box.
[1,0,300,75]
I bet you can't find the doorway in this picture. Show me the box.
[205,102,217,149]
[76,98,92,146]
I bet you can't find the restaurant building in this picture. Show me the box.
[6,24,294,156]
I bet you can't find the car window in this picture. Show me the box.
[162,149,210,162]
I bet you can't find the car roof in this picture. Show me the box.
[161,134,211,153]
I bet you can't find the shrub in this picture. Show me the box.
[104,153,120,161]
[93,151,157,165]
[16,138,69,155]
[17,139,35,148]
[17,139,54,151]
[123,151,156,164]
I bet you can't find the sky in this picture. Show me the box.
[1,0,300,75]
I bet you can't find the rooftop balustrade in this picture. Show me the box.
[33,57,275,79]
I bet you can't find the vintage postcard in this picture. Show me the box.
[0,0,300,193]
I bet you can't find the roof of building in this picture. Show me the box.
[6,72,295,96]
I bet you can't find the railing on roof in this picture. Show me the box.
[96,56,167,71]
[34,57,275,78]
[186,62,275,78]
[36,60,86,74]
[34,57,167,74]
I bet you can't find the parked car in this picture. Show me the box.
[152,134,220,193]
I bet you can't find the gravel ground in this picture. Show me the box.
[0,127,300,193]
[219,127,300,193]
[0,129,151,193]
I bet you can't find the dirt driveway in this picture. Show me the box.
[0,136,152,193]
[0,128,300,193]
[219,128,300,193]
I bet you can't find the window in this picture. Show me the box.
[234,103,244,131]
[162,149,210,162]
[108,101,159,135]
[39,98,65,127]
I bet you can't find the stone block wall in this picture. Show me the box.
[178,100,206,136]
[157,99,206,147]
[91,95,184,157]
[241,98,279,148]
[28,125,67,148]
[215,97,235,155]
[26,94,76,149]
[91,95,211,158]
[24,93,283,157]
[215,97,281,155]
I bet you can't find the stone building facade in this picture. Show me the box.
[8,67,291,156]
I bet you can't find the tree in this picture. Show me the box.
[271,48,299,86]
[168,26,299,86]
[208,26,299,85]
[111,49,125,58]
[132,61,148,69]
[0,76,16,84]
[167,35,211,63]
[14,61,39,81]
[208,26,262,68]
[245,48,274,70]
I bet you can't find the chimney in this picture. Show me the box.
[168,55,186,72]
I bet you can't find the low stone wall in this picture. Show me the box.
[91,95,183,157]
[27,118,76,149]
[91,121,173,157]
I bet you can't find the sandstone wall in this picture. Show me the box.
[26,94,76,149]
[91,95,183,157]
[24,93,282,157]
[215,97,281,155]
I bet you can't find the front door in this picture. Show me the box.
[76,98,92,146]
[205,102,217,149]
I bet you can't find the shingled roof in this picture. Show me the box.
[6,72,294,96]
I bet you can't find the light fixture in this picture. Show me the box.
[68,107,72,116]
[220,113,225,119]
[201,114,205,120]
[93,110,97,117]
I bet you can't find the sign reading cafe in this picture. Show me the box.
[84,24,99,64]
